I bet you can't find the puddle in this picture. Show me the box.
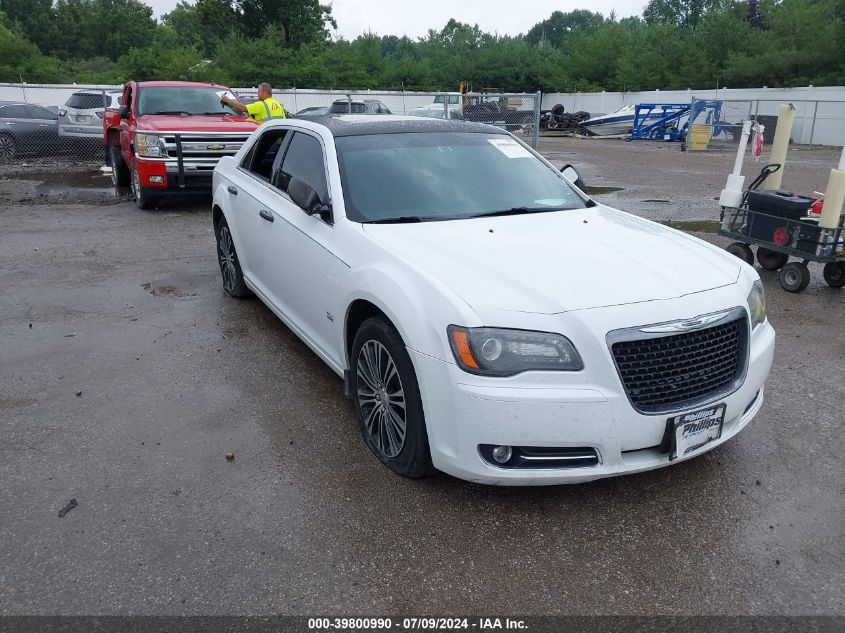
[2,166,126,202]
[659,220,720,233]
[143,283,196,298]
[641,199,671,203]
[585,185,624,195]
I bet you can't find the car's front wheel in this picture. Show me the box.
[351,317,434,478]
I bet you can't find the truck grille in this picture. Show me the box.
[163,133,251,161]
[610,313,748,414]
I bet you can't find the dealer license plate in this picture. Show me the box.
[670,403,726,460]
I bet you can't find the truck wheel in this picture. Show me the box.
[110,145,130,186]
[822,262,845,288]
[131,164,158,210]
[0,133,15,162]
[726,242,754,266]
[779,262,810,293]
[756,247,789,271]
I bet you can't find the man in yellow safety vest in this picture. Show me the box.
[221,83,286,123]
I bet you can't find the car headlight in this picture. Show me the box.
[135,133,166,158]
[447,326,583,376]
[746,279,766,330]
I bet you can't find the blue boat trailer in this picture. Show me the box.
[631,100,729,142]
[630,103,692,141]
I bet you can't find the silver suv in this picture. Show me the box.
[58,90,122,139]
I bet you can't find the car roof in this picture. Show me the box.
[299,114,509,137]
[71,89,121,94]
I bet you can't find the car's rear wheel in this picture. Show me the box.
[351,317,434,478]
[131,164,158,210]
[110,145,130,186]
[0,133,15,162]
[215,219,249,298]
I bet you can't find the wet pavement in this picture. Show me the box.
[0,140,843,616]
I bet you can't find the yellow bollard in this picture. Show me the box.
[762,104,795,190]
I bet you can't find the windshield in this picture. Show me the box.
[137,87,238,116]
[336,132,586,222]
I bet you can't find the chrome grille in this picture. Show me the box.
[163,133,251,161]
[609,311,748,414]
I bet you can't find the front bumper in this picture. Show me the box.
[134,158,215,195]
[412,296,775,485]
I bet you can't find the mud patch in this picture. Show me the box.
[145,284,195,298]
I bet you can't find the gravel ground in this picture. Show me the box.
[0,138,843,618]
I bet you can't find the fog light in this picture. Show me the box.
[492,445,512,464]
[149,175,164,183]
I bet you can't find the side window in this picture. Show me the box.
[275,132,328,204]
[242,129,288,182]
[1,105,27,118]
[378,102,391,114]
[26,105,56,120]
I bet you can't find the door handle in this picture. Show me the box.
[259,209,274,222]
[39,124,50,127]
[227,185,238,195]
[4,122,14,125]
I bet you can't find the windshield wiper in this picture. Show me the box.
[149,110,192,116]
[366,216,426,224]
[472,206,567,218]
[199,111,233,116]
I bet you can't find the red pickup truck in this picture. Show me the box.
[104,80,259,209]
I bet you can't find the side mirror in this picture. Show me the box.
[119,105,130,119]
[289,176,324,216]
[560,163,586,193]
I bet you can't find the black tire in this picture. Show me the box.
[757,246,789,271]
[215,218,250,298]
[351,317,434,478]
[822,261,845,288]
[779,262,811,293]
[110,144,130,186]
[0,133,16,162]
[131,164,157,210]
[726,242,754,266]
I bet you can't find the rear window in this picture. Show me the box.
[65,93,109,109]
[329,101,366,114]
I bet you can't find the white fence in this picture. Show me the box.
[541,86,845,146]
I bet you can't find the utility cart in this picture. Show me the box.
[720,165,845,293]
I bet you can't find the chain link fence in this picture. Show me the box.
[687,98,754,144]
[0,83,540,191]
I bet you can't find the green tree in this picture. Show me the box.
[525,10,605,49]
[236,0,335,47]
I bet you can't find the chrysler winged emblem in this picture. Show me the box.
[639,311,730,334]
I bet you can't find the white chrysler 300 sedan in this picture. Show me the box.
[211,115,775,485]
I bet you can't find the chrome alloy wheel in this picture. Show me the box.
[356,340,407,458]
[218,226,238,293]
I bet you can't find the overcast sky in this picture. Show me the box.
[145,0,649,39]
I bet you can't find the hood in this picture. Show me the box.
[136,114,258,133]
[362,206,741,315]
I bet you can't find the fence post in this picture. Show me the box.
[533,91,541,150]
[809,101,819,146]
[443,94,448,120]
[346,93,352,114]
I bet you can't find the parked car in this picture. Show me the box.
[211,116,775,485]
[0,101,59,160]
[59,90,123,139]
[327,99,391,115]
[408,104,464,120]
[295,106,330,118]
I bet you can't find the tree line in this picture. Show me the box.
[0,0,842,92]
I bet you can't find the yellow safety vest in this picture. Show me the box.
[246,97,286,123]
